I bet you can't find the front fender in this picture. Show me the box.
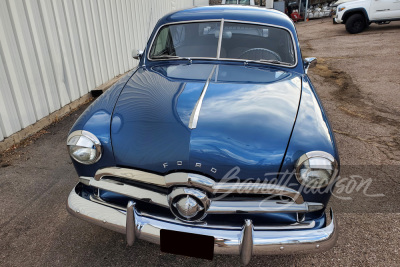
[342,8,369,23]
[279,76,339,207]
[68,69,137,177]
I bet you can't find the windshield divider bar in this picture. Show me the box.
[216,19,224,59]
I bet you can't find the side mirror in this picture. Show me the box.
[304,57,317,74]
[132,49,143,60]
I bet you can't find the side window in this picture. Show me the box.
[151,27,175,56]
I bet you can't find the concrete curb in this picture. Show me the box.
[0,74,124,154]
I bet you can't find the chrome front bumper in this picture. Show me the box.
[67,186,338,264]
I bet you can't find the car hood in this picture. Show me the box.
[111,63,302,181]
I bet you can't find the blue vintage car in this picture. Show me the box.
[67,6,339,264]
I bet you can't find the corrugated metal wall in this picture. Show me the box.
[0,0,193,142]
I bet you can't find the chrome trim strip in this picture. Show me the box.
[207,200,324,214]
[80,176,169,208]
[90,195,127,211]
[211,182,304,204]
[94,167,166,186]
[146,19,298,68]
[93,168,305,204]
[254,221,315,230]
[68,187,338,259]
[188,65,216,129]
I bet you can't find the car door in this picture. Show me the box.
[370,0,400,20]
[390,0,400,17]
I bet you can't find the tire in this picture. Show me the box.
[345,13,366,34]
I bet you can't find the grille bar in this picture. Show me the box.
[93,167,305,204]
[80,175,323,214]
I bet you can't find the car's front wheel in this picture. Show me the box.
[345,14,366,34]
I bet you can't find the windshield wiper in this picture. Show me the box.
[151,55,180,59]
[257,59,291,66]
[151,54,192,64]
[152,55,191,60]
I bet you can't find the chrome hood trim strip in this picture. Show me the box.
[188,65,217,129]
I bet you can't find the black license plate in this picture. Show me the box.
[160,229,214,260]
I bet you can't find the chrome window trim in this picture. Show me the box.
[147,19,298,68]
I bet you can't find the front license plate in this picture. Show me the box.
[160,229,214,260]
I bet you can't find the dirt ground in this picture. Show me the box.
[0,18,399,266]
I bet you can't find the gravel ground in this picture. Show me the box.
[0,18,399,266]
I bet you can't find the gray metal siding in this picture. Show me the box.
[0,0,193,142]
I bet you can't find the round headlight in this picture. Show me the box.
[295,151,338,188]
[67,130,102,164]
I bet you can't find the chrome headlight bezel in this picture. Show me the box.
[295,151,339,189]
[67,130,102,165]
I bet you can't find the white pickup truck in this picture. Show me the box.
[335,0,400,33]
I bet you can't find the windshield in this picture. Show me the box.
[149,21,296,66]
[149,22,221,58]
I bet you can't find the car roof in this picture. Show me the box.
[159,6,295,31]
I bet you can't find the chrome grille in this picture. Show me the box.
[80,167,324,223]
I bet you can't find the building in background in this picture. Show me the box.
[0,0,193,147]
